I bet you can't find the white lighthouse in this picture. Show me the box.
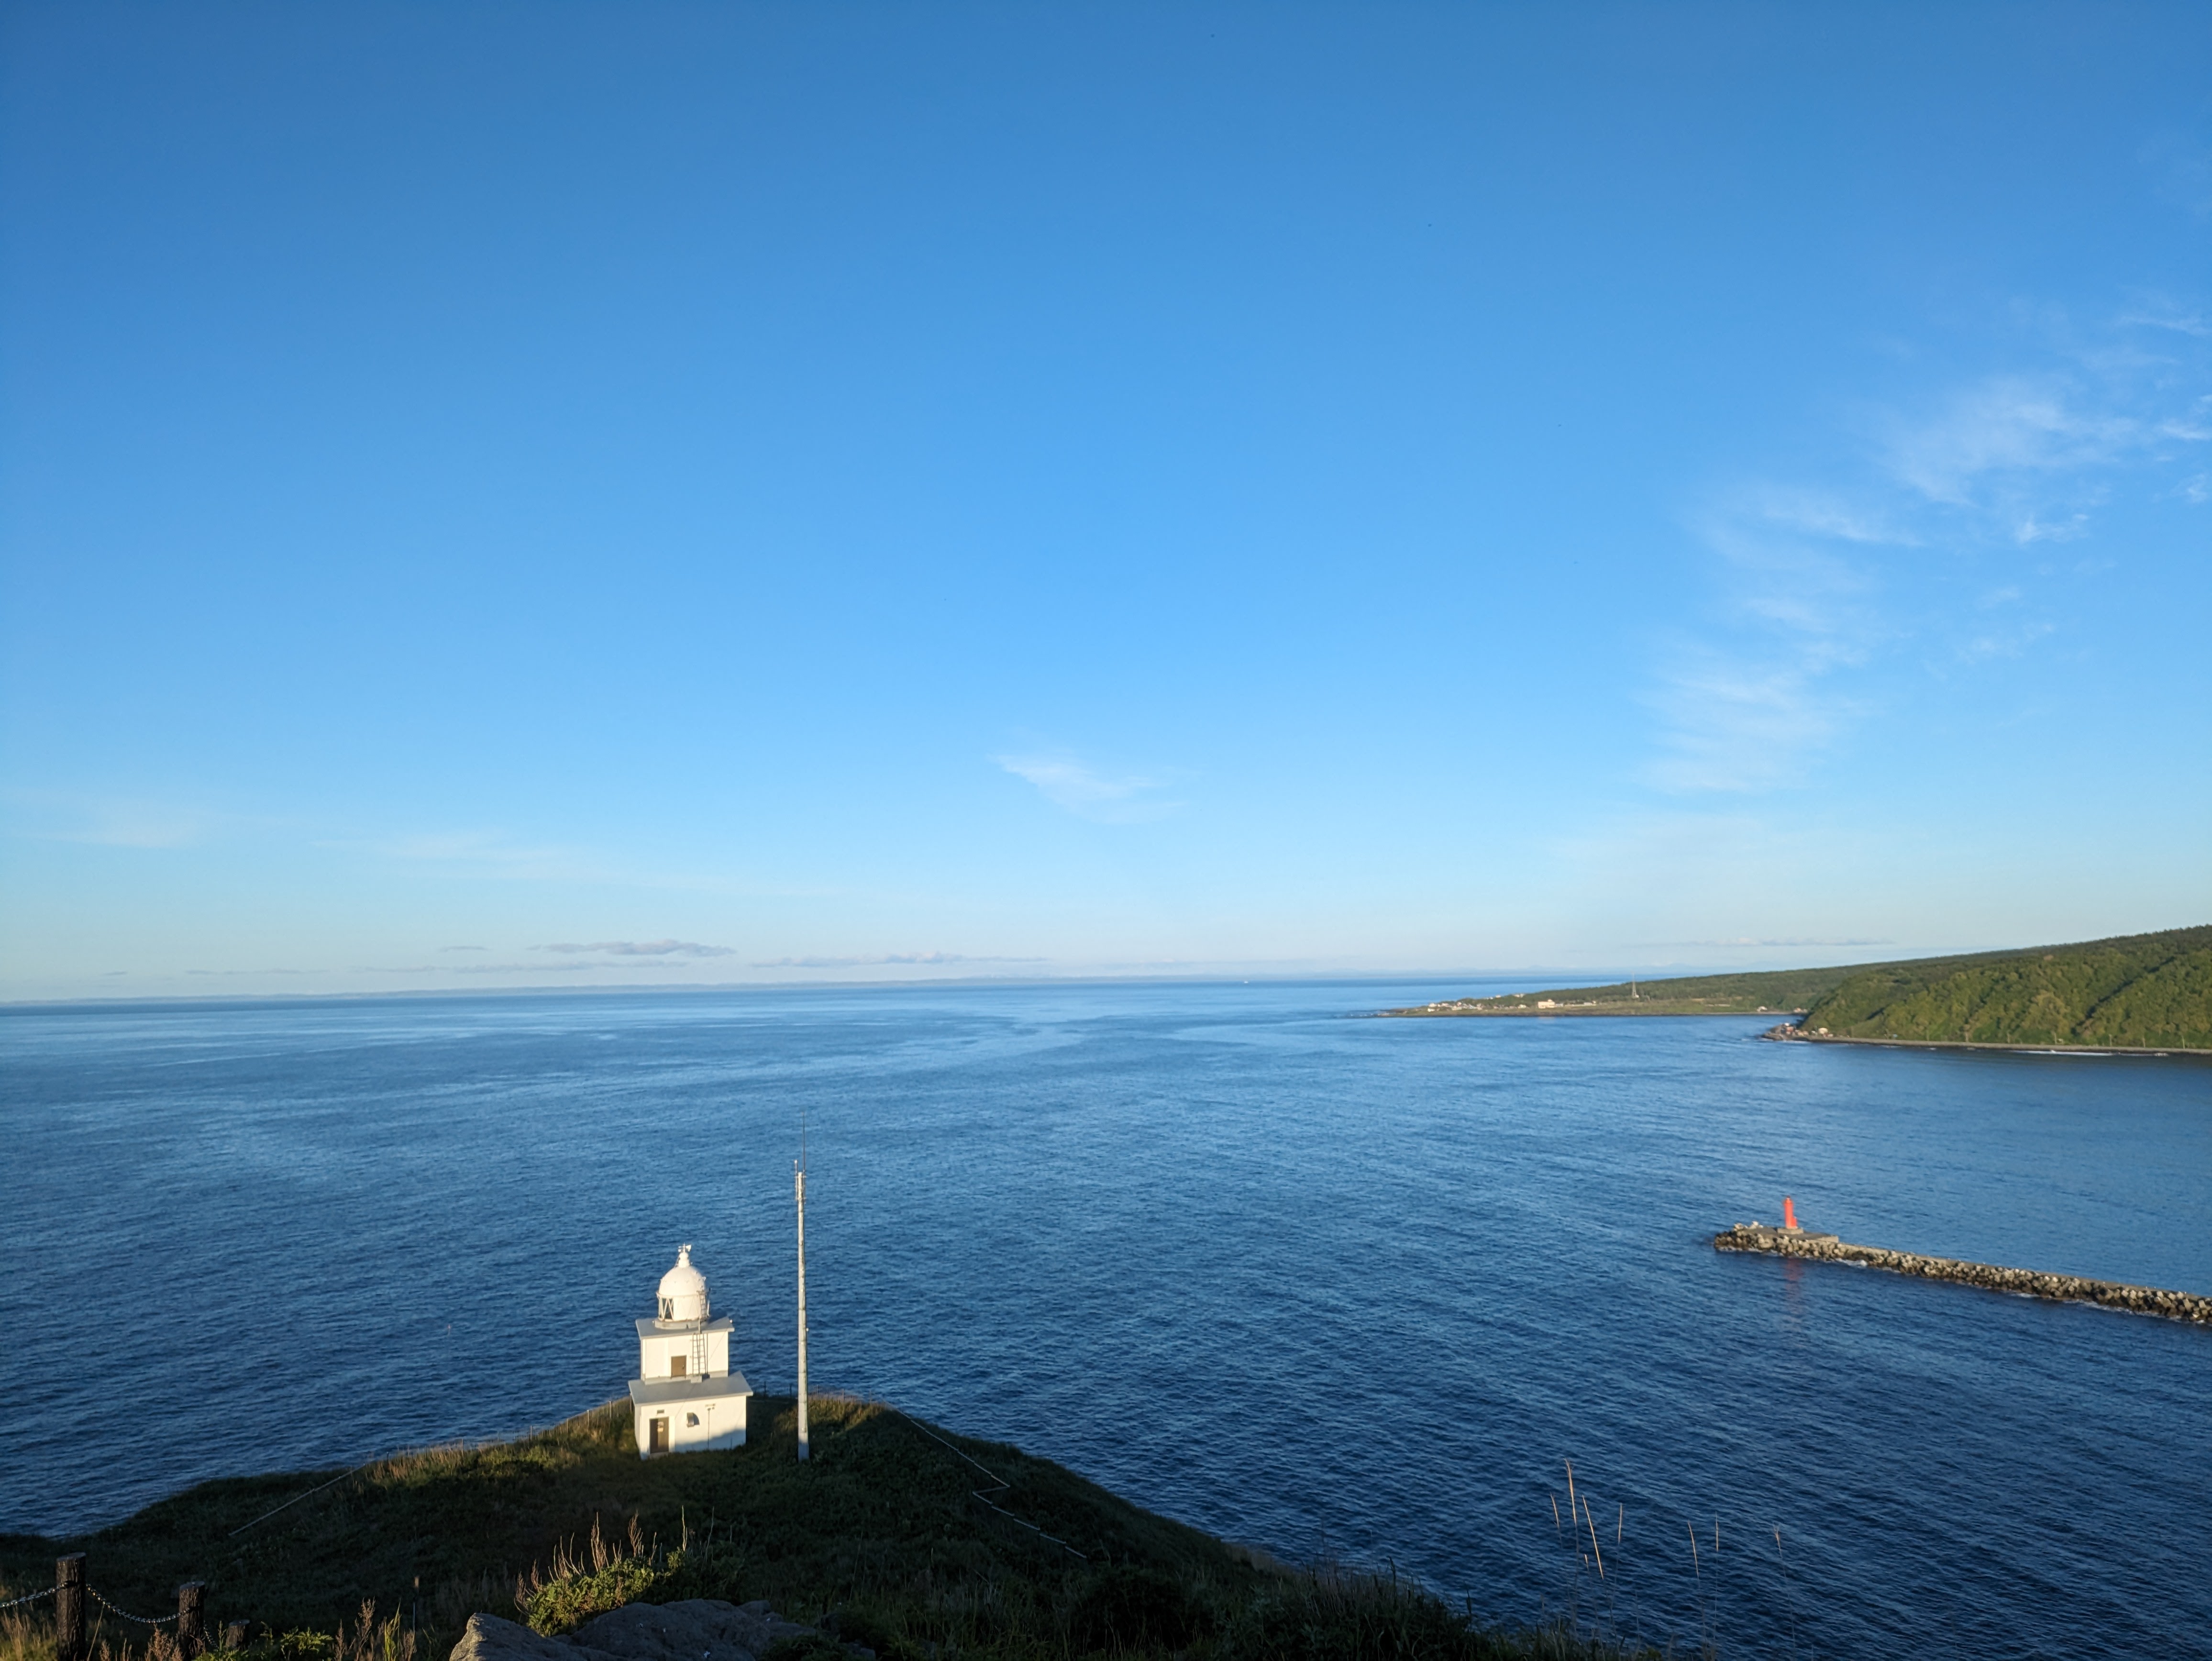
[626,1244,752,1457]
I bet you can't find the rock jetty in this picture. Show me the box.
[1714,1222,2212,1326]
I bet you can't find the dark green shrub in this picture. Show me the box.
[1066,1564,1210,1653]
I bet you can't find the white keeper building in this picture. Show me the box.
[627,1244,752,1456]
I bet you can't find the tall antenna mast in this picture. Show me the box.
[795,1112,809,1462]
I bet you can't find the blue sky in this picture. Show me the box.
[2,1,2207,999]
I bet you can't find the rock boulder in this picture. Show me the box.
[449,1601,824,1661]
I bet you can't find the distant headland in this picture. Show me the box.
[1380,924,2212,1053]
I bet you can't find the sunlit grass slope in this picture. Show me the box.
[1797,924,2212,1048]
[0,1398,1646,1661]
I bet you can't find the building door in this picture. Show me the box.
[649,1416,669,1453]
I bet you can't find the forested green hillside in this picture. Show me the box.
[1385,925,2212,1048]
[1800,924,2212,1048]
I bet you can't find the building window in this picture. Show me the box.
[686,1413,700,1427]
[669,1353,686,1376]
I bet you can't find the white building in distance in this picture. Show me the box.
[627,1244,752,1457]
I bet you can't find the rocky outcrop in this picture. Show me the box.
[449,1602,827,1661]
[1714,1223,2212,1325]
[449,1614,624,1661]
[570,1601,822,1660]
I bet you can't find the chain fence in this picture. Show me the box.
[0,1587,57,1610]
[88,1589,180,1627]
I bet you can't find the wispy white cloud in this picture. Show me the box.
[1637,937,1891,949]
[1643,489,1891,793]
[2013,509,2094,544]
[748,952,1044,968]
[1696,486,1889,636]
[1643,647,1856,794]
[2116,304,2208,338]
[1880,376,2138,506]
[3,791,217,848]
[995,753,1180,822]
[355,830,597,880]
[1647,303,2209,797]
[1958,620,2057,662]
[536,940,733,957]
[2141,129,2212,217]
[331,828,825,901]
[357,960,628,975]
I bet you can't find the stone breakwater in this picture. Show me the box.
[1714,1223,2212,1326]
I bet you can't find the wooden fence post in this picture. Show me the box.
[177,1583,206,1657]
[223,1622,251,1653]
[56,1555,86,1661]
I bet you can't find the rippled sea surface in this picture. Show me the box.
[5,982,2209,1657]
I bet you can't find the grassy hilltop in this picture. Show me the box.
[1384,925,2212,1050]
[0,1398,1639,1661]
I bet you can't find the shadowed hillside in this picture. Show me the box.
[0,1398,1646,1661]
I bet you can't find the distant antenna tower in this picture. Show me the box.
[795,1114,810,1462]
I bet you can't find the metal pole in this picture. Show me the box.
[56,1555,85,1661]
[795,1162,810,1461]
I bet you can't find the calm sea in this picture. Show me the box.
[3,982,2208,1658]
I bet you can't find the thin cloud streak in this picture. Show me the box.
[749,952,1045,968]
[995,753,1181,822]
[1643,488,1890,793]
[3,790,221,849]
[535,940,734,957]
[355,830,600,881]
[1637,937,1893,949]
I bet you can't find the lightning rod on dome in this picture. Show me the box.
[796,1110,810,1463]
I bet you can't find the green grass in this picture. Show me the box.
[1384,964,1874,1018]
[0,1398,1653,1661]
[1385,924,2212,1048]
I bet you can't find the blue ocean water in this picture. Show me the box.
[3,981,2208,1658]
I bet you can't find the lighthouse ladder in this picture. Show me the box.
[690,1323,709,1379]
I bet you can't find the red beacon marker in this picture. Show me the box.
[1783,1196,1800,1231]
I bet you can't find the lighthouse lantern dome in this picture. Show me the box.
[656,1243,709,1324]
